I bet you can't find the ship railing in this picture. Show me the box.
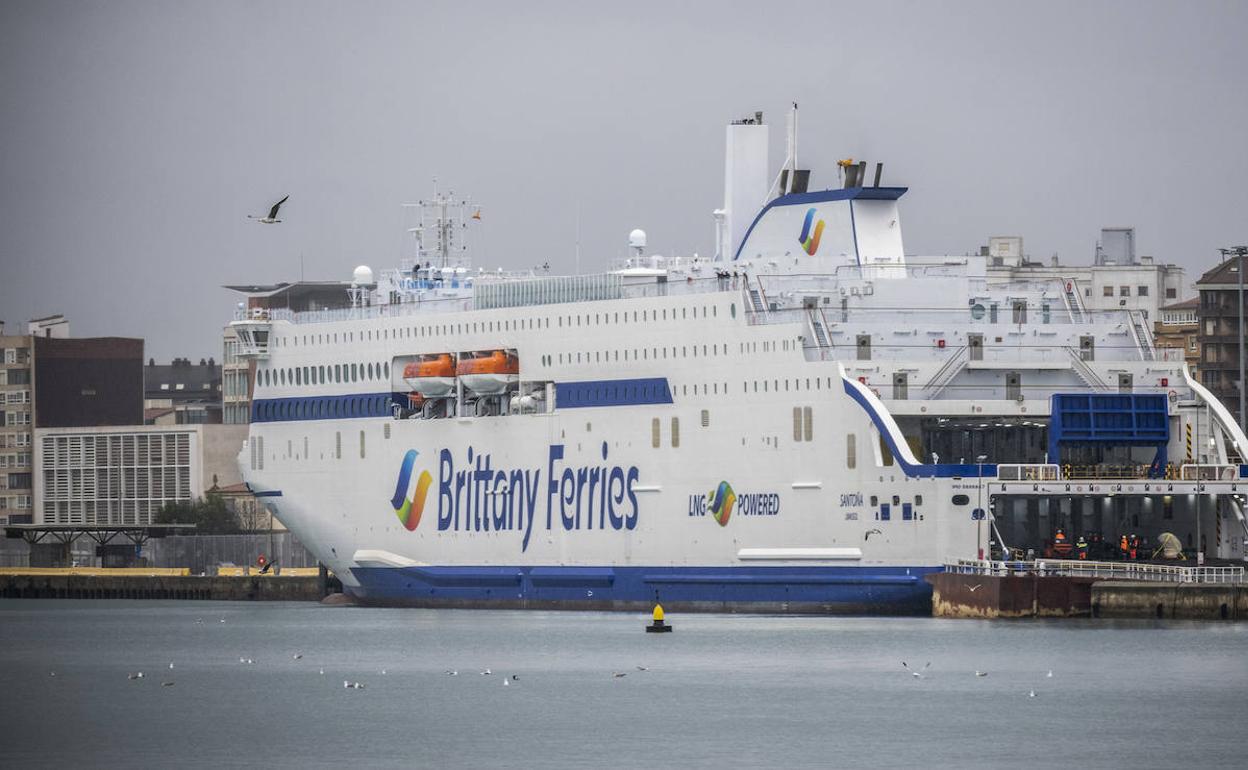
[995,464,1060,481]
[949,559,1246,584]
[1179,464,1241,481]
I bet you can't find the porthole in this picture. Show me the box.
[951,495,971,506]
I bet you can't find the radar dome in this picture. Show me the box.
[352,265,374,285]
[628,229,647,249]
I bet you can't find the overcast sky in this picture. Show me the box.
[2,0,1245,361]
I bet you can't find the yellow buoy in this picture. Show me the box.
[646,603,671,633]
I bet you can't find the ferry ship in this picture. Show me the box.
[230,110,1248,612]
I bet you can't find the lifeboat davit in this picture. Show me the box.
[457,350,519,395]
[402,354,456,397]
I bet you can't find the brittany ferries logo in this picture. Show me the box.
[391,450,434,531]
[388,443,640,551]
[798,207,825,256]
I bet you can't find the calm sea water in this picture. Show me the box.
[1,600,1244,769]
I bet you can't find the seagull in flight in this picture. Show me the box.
[902,661,931,678]
[249,195,289,224]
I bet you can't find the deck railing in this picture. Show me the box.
[947,558,1245,584]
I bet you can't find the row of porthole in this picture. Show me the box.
[253,395,392,422]
[260,361,391,389]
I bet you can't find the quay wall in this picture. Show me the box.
[0,573,330,601]
[1091,581,1248,620]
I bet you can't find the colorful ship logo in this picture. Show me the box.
[391,450,433,531]
[798,207,824,256]
[706,481,736,527]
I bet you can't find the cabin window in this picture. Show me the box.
[793,408,802,441]
[846,434,857,469]
[803,407,813,441]
[701,409,710,427]
[384,423,391,440]
[335,432,341,460]
[651,418,661,448]
[360,430,366,459]
[671,417,680,448]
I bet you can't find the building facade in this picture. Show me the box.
[1154,297,1200,377]
[34,423,248,526]
[222,326,253,424]
[0,320,143,524]
[143,357,222,425]
[1196,255,1247,428]
[0,329,34,522]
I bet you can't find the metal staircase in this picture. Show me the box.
[1127,310,1154,359]
[921,346,968,398]
[1065,347,1109,391]
[1062,279,1086,324]
[808,309,830,348]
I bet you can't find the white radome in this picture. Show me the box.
[352,265,374,285]
[628,229,646,249]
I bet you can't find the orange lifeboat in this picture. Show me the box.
[457,350,519,395]
[401,354,456,397]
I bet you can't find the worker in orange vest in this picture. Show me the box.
[1076,535,1089,560]
[1119,534,1129,560]
[1129,534,1139,561]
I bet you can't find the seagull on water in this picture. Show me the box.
[975,671,988,677]
[292,653,303,660]
[1028,689,1037,698]
[480,668,492,676]
[128,672,144,680]
[636,666,648,672]
[613,672,627,678]
[319,668,324,676]
[169,662,175,670]
[1046,670,1053,678]
[161,681,175,687]
[249,195,289,224]
[445,670,458,676]
[503,678,510,686]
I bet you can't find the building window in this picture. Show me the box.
[1137,285,1148,296]
[1103,286,1114,297]
[1166,287,1177,299]
[1119,286,1130,297]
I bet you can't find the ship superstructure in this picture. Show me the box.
[230,111,1248,611]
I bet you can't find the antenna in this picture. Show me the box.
[764,102,799,201]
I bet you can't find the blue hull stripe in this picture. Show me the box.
[348,564,939,613]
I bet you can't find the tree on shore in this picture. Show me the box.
[155,494,241,534]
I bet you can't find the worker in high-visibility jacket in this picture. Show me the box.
[1119,534,1130,560]
[1076,535,1089,560]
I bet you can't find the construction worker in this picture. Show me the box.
[1076,535,1089,560]
[1129,534,1139,561]
[1053,528,1071,558]
[1119,534,1129,560]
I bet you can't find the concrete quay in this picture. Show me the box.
[0,571,333,601]
[927,570,1248,620]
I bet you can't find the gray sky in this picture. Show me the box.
[2,0,1245,361]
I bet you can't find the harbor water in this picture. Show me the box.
[1,600,1245,768]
